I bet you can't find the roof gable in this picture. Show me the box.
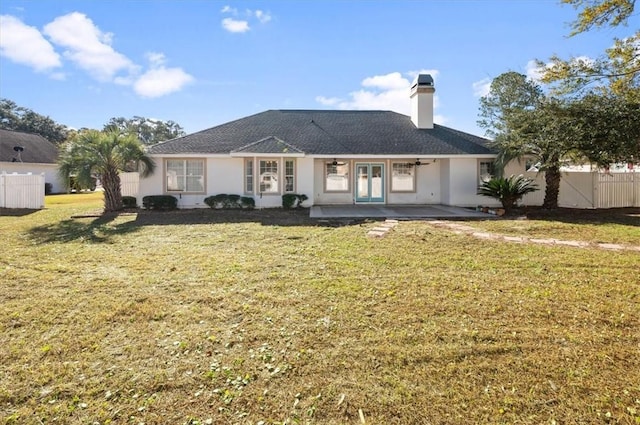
[0,129,59,164]
[232,136,304,155]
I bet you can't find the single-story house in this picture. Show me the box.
[140,74,498,208]
[0,128,64,193]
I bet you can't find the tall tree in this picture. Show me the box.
[538,1,639,100]
[479,73,578,209]
[0,98,69,144]
[104,116,185,145]
[58,130,155,212]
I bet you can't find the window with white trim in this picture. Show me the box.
[166,159,205,193]
[245,159,254,193]
[325,161,349,192]
[259,160,279,193]
[284,159,295,193]
[391,162,415,192]
[479,160,494,183]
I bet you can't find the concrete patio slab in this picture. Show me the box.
[310,204,490,219]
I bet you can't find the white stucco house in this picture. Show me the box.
[140,74,497,208]
[0,128,64,193]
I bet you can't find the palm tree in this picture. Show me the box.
[478,174,539,212]
[58,130,155,212]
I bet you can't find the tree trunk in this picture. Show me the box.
[102,168,123,212]
[543,165,561,209]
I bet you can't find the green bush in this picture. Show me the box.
[204,194,254,210]
[477,175,538,212]
[282,193,308,209]
[142,195,178,210]
[240,196,255,209]
[122,196,138,209]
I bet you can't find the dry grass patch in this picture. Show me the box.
[1,198,639,424]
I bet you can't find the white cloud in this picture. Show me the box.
[220,7,271,32]
[315,70,444,123]
[0,15,61,72]
[222,17,250,33]
[221,5,238,14]
[472,77,491,97]
[255,10,272,23]
[43,12,137,82]
[133,53,194,98]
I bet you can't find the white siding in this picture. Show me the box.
[120,172,139,198]
[0,162,64,193]
[0,172,45,209]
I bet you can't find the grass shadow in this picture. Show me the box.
[132,208,369,228]
[0,208,40,217]
[27,213,141,244]
[513,207,640,226]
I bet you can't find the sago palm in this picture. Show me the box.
[477,174,538,212]
[58,130,155,212]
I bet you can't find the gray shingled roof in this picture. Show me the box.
[149,110,493,156]
[0,129,59,163]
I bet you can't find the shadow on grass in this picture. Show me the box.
[132,208,367,228]
[513,207,640,226]
[28,213,141,243]
[0,208,40,217]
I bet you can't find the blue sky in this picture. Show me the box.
[0,1,636,137]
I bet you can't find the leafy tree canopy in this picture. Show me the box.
[0,98,69,144]
[538,1,639,100]
[104,116,185,146]
[58,130,155,212]
[563,0,636,35]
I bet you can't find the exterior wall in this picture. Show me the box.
[387,160,440,204]
[0,162,64,193]
[447,158,500,207]
[139,155,310,209]
[439,159,451,205]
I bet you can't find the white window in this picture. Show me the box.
[245,159,254,193]
[391,162,415,192]
[479,160,494,183]
[166,159,204,193]
[285,159,295,193]
[259,160,279,193]
[325,161,349,192]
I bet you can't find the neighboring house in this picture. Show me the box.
[141,74,497,208]
[0,128,64,193]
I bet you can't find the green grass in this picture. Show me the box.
[1,195,639,424]
[469,208,640,246]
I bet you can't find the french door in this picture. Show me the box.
[355,163,384,203]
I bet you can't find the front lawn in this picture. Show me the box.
[1,196,638,424]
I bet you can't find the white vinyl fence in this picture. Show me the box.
[120,172,139,198]
[0,172,45,209]
[520,171,639,208]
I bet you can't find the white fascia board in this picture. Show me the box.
[229,152,305,158]
[309,154,497,159]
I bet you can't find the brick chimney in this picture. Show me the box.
[410,74,435,129]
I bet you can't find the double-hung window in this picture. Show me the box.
[259,160,279,194]
[325,161,349,192]
[284,159,295,193]
[479,160,494,183]
[245,159,254,194]
[166,159,205,193]
[391,162,415,192]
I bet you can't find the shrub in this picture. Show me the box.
[478,175,538,212]
[44,183,53,195]
[240,196,255,209]
[122,196,138,209]
[282,194,309,209]
[142,195,178,210]
[204,194,254,210]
